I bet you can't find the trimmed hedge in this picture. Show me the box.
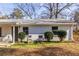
[52,30,67,41]
[53,30,59,35]
[18,32,26,42]
[44,31,53,42]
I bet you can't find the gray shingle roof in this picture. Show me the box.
[0,19,76,25]
[21,19,75,25]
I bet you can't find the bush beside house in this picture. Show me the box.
[53,30,67,41]
[18,32,26,42]
[18,30,66,43]
[44,31,53,42]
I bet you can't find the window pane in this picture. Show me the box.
[39,35,43,38]
[52,26,58,30]
[23,27,28,35]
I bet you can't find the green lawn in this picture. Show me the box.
[10,41,72,48]
[0,41,79,56]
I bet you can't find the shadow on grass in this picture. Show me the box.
[33,41,73,44]
[0,46,79,56]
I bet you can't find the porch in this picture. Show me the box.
[0,24,16,43]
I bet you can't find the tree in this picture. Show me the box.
[17,3,40,19]
[18,32,26,42]
[73,11,79,30]
[10,8,24,19]
[44,31,53,42]
[57,30,67,41]
[40,3,73,19]
[52,30,67,41]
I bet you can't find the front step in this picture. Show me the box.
[0,43,13,47]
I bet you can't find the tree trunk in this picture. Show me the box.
[55,3,59,19]
[55,14,58,19]
[21,39,22,42]
[49,3,53,19]
[47,38,50,42]
[60,38,63,42]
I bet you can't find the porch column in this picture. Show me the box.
[70,26,73,40]
[69,25,73,41]
[13,26,15,43]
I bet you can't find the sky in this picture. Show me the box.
[0,3,16,15]
[0,3,43,19]
[0,3,77,19]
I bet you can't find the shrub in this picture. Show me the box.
[53,30,67,41]
[53,30,59,35]
[44,31,53,42]
[18,32,26,42]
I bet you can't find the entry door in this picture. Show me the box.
[15,26,18,42]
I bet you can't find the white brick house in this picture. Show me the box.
[0,19,76,43]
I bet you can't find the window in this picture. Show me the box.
[0,27,2,37]
[29,35,31,38]
[52,26,58,30]
[23,27,28,35]
[39,35,43,38]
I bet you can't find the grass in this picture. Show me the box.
[0,41,79,56]
[10,41,72,48]
[0,41,78,55]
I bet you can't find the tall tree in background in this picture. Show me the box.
[17,3,40,19]
[0,3,77,20]
[74,11,79,22]
[40,3,73,19]
[73,11,79,30]
[10,8,24,19]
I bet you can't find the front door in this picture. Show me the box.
[15,26,18,42]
